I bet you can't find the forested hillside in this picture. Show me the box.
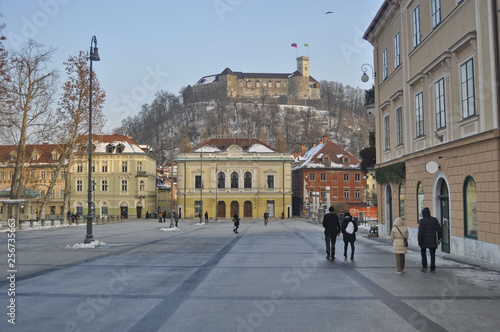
[119,81,374,165]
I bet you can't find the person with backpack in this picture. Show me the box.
[232,213,240,234]
[342,211,358,260]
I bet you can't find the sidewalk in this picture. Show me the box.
[0,218,499,331]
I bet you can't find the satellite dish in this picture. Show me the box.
[425,161,439,174]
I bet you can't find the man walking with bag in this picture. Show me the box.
[322,206,341,260]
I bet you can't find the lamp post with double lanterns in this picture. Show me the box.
[84,36,100,244]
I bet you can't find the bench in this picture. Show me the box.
[369,222,378,236]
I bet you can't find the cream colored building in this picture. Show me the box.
[175,138,293,220]
[364,0,500,264]
[69,134,157,219]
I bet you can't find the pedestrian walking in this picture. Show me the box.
[158,212,162,223]
[174,211,179,227]
[418,207,442,273]
[322,206,341,260]
[342,211,358,260]
[232,213,240,234]
[205,211,209,223]
[264,210,269,225]
[391,217,408,274]
[163,210,167,223]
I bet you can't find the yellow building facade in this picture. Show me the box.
[175,138,293,220]
[69,134,157,219]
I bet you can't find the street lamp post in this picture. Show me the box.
[85,36,100,244]
[200,152,203,223]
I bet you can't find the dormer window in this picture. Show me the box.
[106,144,115,153]
[323,156,329,165]
[51,151,58,161]
[116,144,124,153]
[32,153,39,161]
[343,157,349,164]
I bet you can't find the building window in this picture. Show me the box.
[276,81,281,88]
[399,184,405,219]
[344,173,349,181]
[323,156,329,165]
[51,152,58,161]
[102,161,108,172]
[60,170,65,180]
[396,107,403,146]
[256,81,261,88]
[0,171,3,180]
[309,173,315,181]
[30,170,36,180]
[137,162,143,171]
[320,173,326,181]
[464,177,477,239]
[461,58,476,119]
[218,172,225,189]
[412,5,421,47]
[415,92,424,137]
[382,48,388,80]
[140,180,145,191]
[50,170,56,179]
[121,180,128,192]
[355,190,361,199]
[343,157,349,164]
[101,203,108,215]
[77,164,83,173]
[267,175,274,189]
[195,175,202,189]
[49,189,55,199]
[60,189,65,199]
[41,170,46,179]
[355,174,360,181]
[417,181,424,221]
[77,180,83,192]
[394,32,400,68]
[435,78,446,129]
[122,161,128,172]
[246,81,251,88]
[384,115,390,150]
[106,144,114,153]
[231,172,238,188]
[102,179,108,192]
[344,189,349,199]
[244,172,252,188]
[320,189,325,198]
[431,0,441,28]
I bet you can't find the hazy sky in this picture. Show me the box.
[1,0,384,130]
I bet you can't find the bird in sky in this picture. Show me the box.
[325,11,333,14]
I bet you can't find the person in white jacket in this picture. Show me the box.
[391,217,409,274]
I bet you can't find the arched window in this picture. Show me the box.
[246,81,251,88]
[464,177,477,239]
[244,172,252,188]
[218,172,225,189]
[231,172,239,188]
[139,180,145,191]
[417,181,424,221]
[399,184,405,219]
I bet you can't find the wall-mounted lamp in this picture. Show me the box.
[361,63,375,83]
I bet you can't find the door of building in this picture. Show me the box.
[439,180,450,253]
[218,201,226,218]
[136,206,142,218]
[385,184,393,234]
[244,201,252,218]
[230,201,239,217]
[267,201,274,217]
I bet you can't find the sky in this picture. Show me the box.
[1,0,384,131]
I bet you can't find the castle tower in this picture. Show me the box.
[297,56,309,77]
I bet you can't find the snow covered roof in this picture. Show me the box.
[248,144,275,153]
[292,140,360,171]
[77,134,152,155]
[192,138,278,153]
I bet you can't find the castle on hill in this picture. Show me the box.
[183,56,325,107]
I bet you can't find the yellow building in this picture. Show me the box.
[69,134,157,219]
[175,137,293,220]
[0,143,66,220]
[364,0,500,264]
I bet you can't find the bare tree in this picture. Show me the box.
[3,41,58,199]
[40,51,106,222]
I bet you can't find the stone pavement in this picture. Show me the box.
[0,218,499,332]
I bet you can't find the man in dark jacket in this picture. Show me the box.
[418,207,443,273]
[322,206,341,260]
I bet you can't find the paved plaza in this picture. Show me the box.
[1,218,499,331]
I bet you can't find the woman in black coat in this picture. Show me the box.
[341,212,358,260]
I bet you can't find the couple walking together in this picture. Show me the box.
[322,206,358,260]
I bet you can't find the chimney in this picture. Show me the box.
[323,135,328,142]
[301,144,305,155]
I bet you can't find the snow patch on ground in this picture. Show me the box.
[66,240,106,249]
[160,227,180,232]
